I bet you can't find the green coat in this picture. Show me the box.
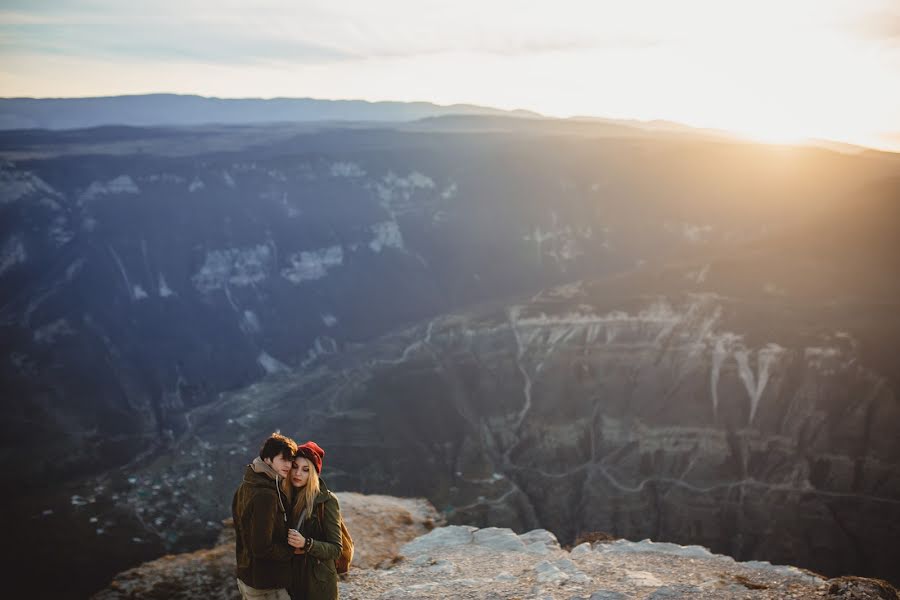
[289,479,343,600]
[232,465,294,590]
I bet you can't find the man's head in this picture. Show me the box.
[259,432,298,479]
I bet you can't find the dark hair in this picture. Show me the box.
[259,432,298,461]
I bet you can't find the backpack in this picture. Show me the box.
[317,502,354,574]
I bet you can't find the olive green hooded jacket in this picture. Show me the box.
[232,463,294,590]
[288,479,343,600]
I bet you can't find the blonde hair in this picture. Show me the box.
[284,456,320,525]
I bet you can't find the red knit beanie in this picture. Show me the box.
[296,441,325,473]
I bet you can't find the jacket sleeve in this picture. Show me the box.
[307,494,343,562]
[248,491,294,562]
[231,490,239,531]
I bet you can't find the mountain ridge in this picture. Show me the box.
[0,94,542,131]
[3,94,892,155]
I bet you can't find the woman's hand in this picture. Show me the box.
[287,529,306,549]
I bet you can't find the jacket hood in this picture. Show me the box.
[242,463,282,489]
[251,456,284,480]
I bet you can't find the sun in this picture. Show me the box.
[737,127,810,146]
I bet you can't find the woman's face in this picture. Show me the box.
[290,457,312,488]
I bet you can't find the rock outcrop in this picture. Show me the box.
[93,492,442,599]
[94,494,900,599]
[344,525,828,599]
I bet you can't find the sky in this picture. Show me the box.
[1,0,899,150]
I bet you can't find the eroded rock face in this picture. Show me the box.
[84,281,900,589]
[4,128,895,482]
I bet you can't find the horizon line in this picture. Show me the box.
[1,92,898,155]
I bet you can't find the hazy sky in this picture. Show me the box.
[2,0,899,149]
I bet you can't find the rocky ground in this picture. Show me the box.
[93,493,898,600]
[338,525,897,600]
[93,492,442,599]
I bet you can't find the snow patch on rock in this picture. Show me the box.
[805,346,843,375]
[257,351,288,374]
[281,246,343,283]
[734,342,786,423]
[330,161,366,177]
[143,173,185,185]
[301,336,339,367]
[193,245,273,293]
[48,215,73,246]
[158,274,174,297]
[0,236,26,276]
[80,175,140,201]
[710,334,789,423]
[0,163,59,204]
[393,171,434,189]
[369,221,404,253]
[440,182,458,200]
[66,259,84,281]
[241,310,262,334]
[524,212,593,269]
[373,171,437,216]
[33,319,75,344]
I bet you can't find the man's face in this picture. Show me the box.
[265,453,293,478]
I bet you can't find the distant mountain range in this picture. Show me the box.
[2,94,886,156]
[0,94,542,130]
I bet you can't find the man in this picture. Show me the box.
[232,432,298,600]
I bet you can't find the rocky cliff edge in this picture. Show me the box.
[93,493,898,600]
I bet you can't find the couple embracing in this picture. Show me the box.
[232,433,343,600]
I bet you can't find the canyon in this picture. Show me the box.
[1,113,898,597]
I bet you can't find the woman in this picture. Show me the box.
[283,441,343,600]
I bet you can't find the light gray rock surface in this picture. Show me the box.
[474,527,529,552]
[338,524,848,599]
[94,507,898,600]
